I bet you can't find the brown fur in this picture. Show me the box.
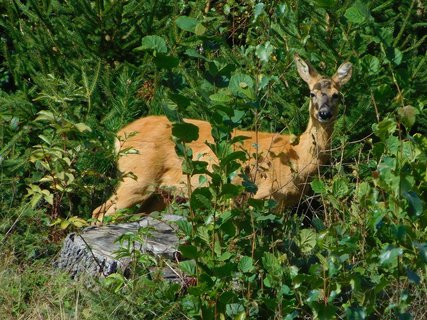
[92,55,352,222]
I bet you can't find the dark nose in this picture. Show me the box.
[318,105,332,121]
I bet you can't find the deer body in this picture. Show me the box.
[93,55,352,222]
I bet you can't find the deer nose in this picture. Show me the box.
[318,105,332,121]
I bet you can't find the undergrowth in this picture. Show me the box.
[0,0,426,319]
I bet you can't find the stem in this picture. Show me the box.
[323,267,328,305]
[370,90,380,123]
[393,0,416,47]
[186,171,195,238]
[380,43,405,108]
[147,0,159,34]
[40,145,60,218]
[211,208,216,259]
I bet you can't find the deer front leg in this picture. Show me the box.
[91,176,156,224]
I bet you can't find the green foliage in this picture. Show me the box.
[0,0,426,319]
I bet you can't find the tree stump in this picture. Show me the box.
[54,214,182,280]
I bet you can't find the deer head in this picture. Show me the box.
[294,54,352,124]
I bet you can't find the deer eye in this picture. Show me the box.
[310,92,316,98]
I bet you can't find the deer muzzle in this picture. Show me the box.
[318,104,333,122]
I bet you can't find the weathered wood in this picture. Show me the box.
[54,214,182,279]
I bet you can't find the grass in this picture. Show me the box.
[0,254,84,320]
[0,248,186,319]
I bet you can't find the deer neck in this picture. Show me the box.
[296,111,334,167]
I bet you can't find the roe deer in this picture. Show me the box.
[92,54,352,222]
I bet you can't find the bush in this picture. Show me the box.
[0,0,425,319]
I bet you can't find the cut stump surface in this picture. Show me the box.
[54,214,182,279]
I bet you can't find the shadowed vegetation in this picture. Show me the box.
[0,0,426,319]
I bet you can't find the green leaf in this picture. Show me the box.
[377,27,394,46]
[220,184,242,199]
[191,193,212,211]
[262,252,281,275]
[258,75,278,91]
[311,178,326,194]
[238,256,254,273]
[192,160,208,174]
[306,289,321,303]
[60,219,70,230]
[181,295,200,315]
[231,110,246,124]
[356,181,371,199]
[406,269,421,284]
[176,16,200,33]
[197,226,210,244]
[255,41,274,63]
[104,273,126,293]
[172,122,199,143]
[179,244,199,259]
[185,48,209,61]
[379,246,403,266]
[194,23,206,36]
[226,303,245,318]
[332,178,349,199]
[284,311,299,320]
[263,275,273,288]
[74,122,92,132]
[218,210,234,225]
[312,0,337,8]
[179,260,196,276]
[175,219,192,237]
[312,217,326,231]
[345,304,367,320]
[345,1,370,24]
[229,74,255,100]
[139,35,168,54]
[243,179,258,194]
[209,91,233,103]
[170,93,191,108]
[402,191,423,217]
[30,193,42,209]
[234,311,246,320]
[38,134,52,145]
[218,251,233,261]
[154,54,179,69]
[213,262,235,277]
[10,116,19,130]
[280,284,291,295]
[372,118,396,140]
[253,3,265,20]
[67,216,88,228]
[298,229,317,253]
[190,187,212,210]
[35,110,55,122]
[220,151,247,168]
[398,105,418,129]
[316,303,338,320]
[362,54,380,74]
[386,47,403,66]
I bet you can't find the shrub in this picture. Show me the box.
[0,0,425,319]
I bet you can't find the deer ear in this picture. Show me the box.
[332,62,352,86]
[294,54,319,84]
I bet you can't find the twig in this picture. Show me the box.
[1,204,29,248]
[327,133,374,152]
[370,90,380,123]
[77,233,109,276]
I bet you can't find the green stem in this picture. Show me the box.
[393,0,416,47]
